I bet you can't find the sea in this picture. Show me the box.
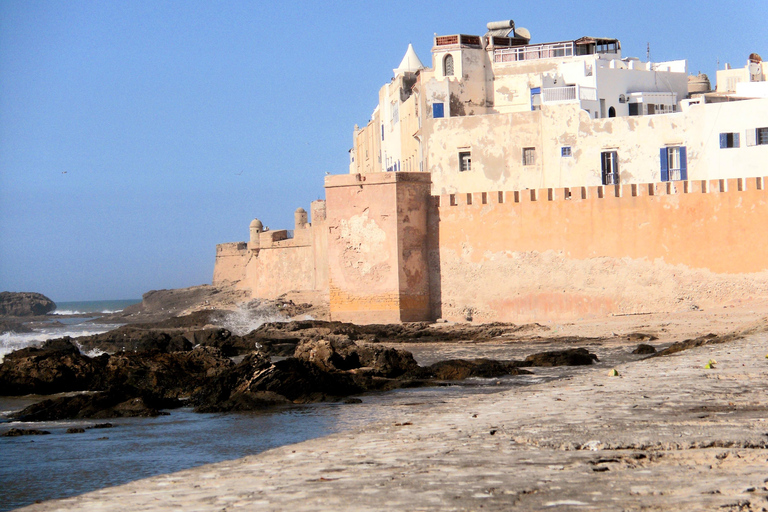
[0,300,607,511]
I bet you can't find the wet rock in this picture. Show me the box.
[654,333,740,357]
[75,326,194,354]
[524,348,598,366]
[1,428,51,436]
[626,332,658,342]
[0,320,32,334]
[66,428,85,434]
[294,338,419,377]
[89,345,234,400]
[632,344,657,355]
[10,391,171,422]
[0,292,56,317]
[422,359,532,380]
[87,423,114,429]
[0,338,102,395]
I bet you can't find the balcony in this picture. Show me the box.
[541,85,597,103]
[494,41,575,63]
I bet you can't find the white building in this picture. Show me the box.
[350,20,768,194]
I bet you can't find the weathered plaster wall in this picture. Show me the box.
[430,177,768,322]
[426,99,768,194]
[212,242,250,287]
[325,172,431,323]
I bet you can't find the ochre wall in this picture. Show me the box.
[325,172,431,323]
[212,242,250,286]
[212,201,329,300]
[431,177,768,322]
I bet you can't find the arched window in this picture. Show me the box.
[608,106,616,118]
[444,54,454,77]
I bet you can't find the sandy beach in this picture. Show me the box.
[16,301,768,511]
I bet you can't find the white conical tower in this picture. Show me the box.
[393,44,425,76]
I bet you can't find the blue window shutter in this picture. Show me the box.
[720,133,727,148]
[679,147,687,180]
[734,133,740,147]
[433,103,444,118]
[660,147,669,182]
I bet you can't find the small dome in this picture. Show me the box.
[250,218,263,229]
[295,208,307,214]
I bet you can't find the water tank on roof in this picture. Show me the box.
[687,73,711,94]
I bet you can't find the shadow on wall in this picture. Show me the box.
[428,196,443,321]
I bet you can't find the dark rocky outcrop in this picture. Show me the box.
[1,319,600,419]
[524,348,598,366]
[632,344,657,355]
[653,333,741,357]
[10,391,171,422]
[89,345,234,400]
[421,359,532,380]
[0,338,103,395]
[0,320,32,334]
[294,337,420,377]
[0,292,56,317]
[1,428,51,436]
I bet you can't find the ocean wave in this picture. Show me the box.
[0,325,115,363]
[52,309,123,315]
[221,303,289,336]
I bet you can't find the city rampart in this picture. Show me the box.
[212,200,329,300]
[325,172,431,323]
[430,176,768,322]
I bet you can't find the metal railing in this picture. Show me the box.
[494,41,575,63]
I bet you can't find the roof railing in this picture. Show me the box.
[434,34,482,47]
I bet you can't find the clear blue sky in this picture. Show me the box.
[1,1,764,301]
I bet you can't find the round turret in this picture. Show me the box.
[294,208,308,229]
[249,218,263,245]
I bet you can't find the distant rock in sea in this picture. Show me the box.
[0,291,56,317]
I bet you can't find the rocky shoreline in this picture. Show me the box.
[11,309,768,511]
[0,315,605,422]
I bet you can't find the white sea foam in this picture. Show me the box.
[52,309,123,315]
[0,324,114,363]
[221,303,288,336]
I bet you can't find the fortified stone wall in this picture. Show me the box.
[325,172,431,323]
[430,176,768,322]
[212,200,329,300]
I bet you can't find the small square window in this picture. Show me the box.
[432,103,445,119]
[561,146,572,157]
[522,147,536,166]
[459,151,471,172]
[720,132,740,148]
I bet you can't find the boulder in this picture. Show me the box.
[0,338,103,395]
[524,348,598,366]
[10,391,170,422]
[294,337,419,377]
[632,344,657,355]
[75,326,193,354]
[1,428,51,436]
[89,345,234,400]
[0,292,56,317]
[0,320,32,334]
[422,359,532,380]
